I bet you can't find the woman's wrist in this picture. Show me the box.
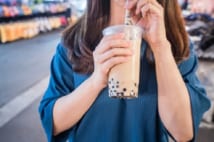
[151,40,174,63]
[89,73,107,92]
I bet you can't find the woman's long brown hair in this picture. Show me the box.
[62,0,189,74]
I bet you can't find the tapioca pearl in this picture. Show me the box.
[117,92,121,96]
[123,88,127,92]
[134,83,137,87]
[116,85,119,88]
[116,81,119,84]
[111,79,114,83]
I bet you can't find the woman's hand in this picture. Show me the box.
[126,0,169,53]
[91,33,133,90]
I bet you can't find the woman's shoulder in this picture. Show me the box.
[178,42,198,77]
[55,42,68,57]
[54,42,72,67]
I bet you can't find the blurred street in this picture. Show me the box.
[0,29,60,107]
[0,30,62,142]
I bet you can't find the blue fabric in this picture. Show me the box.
[185,13,214,22]
[39,42,211,142]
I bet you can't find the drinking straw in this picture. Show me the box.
[124,0,133,25]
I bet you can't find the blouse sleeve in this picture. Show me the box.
[38,43,75,142]
[177,43,211,141]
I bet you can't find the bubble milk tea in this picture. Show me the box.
[103,25,143,98]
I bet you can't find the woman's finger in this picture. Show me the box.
[139,3,150,18]
[98,47,133,64]
[140,3,162,18]
[131,14,141,25]
[149,0,163,10]
[99,39,131,54]
[102,56,131,74]
[136,0,148,15]
[96,34,124,53]
[136,0,163,15]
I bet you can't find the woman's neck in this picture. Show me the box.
[109,1,125,26]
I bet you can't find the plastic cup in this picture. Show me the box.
[103,25,143,99]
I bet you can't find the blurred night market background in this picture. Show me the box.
[0,0,213,142]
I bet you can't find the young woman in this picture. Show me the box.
[39,0,210,142]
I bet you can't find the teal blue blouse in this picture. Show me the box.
[39,42,210,142]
